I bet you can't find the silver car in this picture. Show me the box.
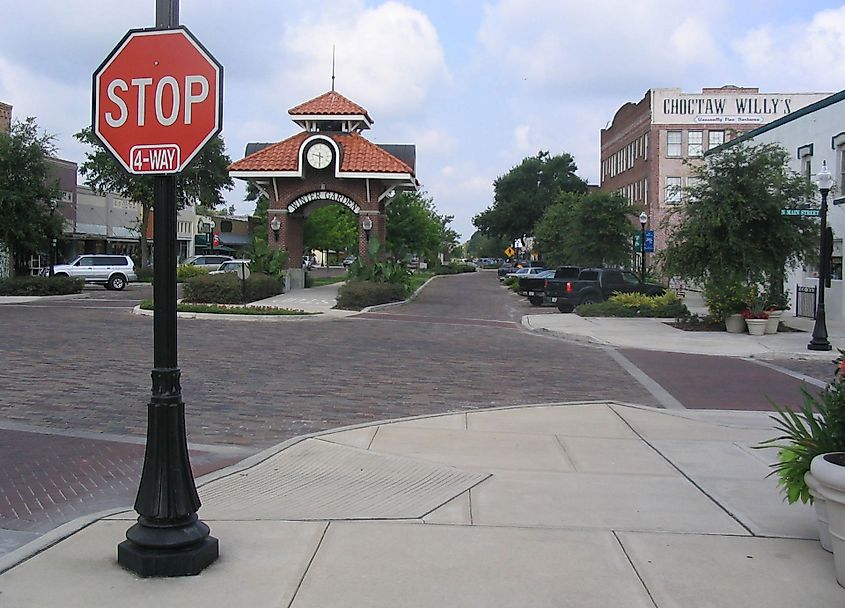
[50,254,137,290]
[183,254,234,270]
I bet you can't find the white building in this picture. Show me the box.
[718,90,845,321]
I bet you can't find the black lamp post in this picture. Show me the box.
[809,161,834,351]
[207,220,215,254]
[270,215,281,241]
[639,211,648,282]
[48,200,57,277]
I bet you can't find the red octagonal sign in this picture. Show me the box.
[93,27,222,175]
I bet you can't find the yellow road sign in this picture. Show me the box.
[504,246,515,257]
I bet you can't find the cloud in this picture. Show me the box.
[733,6,845,90]
[475,0,727,96]
[276,1,449,120]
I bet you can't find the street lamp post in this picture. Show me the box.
[48,200,57,277]
[809,161,834,351]
[639,211,648,282]
[207,220,215,254]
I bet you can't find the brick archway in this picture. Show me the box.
[229,90,417,286]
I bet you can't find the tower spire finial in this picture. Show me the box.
[331,45,336,92]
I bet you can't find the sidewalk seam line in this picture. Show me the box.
[286,521,331,608]
[608,406,756,537]
[612,531,659,608]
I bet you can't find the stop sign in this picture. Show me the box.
[93,27,222,175]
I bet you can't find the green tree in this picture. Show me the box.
[662,142,816,297]
[385,191,453,261]
[245,181,269,251]
[75,128,234,268]
[465,231,509,259]
[0,118,63,275]
[534,191,634,267]
[473,150,587,245]
[304,205,357,261]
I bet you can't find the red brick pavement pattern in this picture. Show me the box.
[619,349,823,410]
[0,429,240,534]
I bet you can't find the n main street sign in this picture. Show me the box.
[93,27,223,174]
[780,208,820,217]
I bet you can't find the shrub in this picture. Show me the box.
[176,264,208,282]
[135,267,154,282]
[434,263,476,275]
[182,272,282,304]
[335,280,406,310]
[704,280,754,321]
[0,275,84,296]
[504,276,519,290]
[577,292,689,318]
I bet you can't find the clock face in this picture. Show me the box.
[307,142,333,169]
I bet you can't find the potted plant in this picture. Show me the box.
[758,351,845,558]
[740,293,769,335]
[765,291,790,334]
[703,280,752,333]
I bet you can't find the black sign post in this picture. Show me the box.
[114,0,219,577]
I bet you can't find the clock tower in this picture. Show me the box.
[229,90,418,289]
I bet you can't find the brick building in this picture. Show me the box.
[600,86,830,263]
[0,101,11,134]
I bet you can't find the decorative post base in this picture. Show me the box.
[118,529,218,578]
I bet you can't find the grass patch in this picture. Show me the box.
[408,270,435,293]
[140,299,316,315]
[309,275,348,287]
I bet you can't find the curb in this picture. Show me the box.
[131,305,352,322]
[360,273,443,313]
[0,399,650,574]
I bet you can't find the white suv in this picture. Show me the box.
[50,254,137,290]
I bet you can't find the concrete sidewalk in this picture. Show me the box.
[1,402,843,605]
[524,290,845,359]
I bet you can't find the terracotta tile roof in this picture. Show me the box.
[229,132,413,175]
[288,91,372,122]
[228,132,308,172]
[336,133,413,174]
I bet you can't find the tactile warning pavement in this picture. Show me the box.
[197,439,489,520]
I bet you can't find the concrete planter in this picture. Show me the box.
[765,310,783,334]
[725,313,746,333]
[745,318,768,336]
[805,470,834,552]
[811,452,845,587]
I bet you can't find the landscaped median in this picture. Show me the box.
[138,300,316,316]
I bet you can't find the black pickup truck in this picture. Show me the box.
[545,268,664,312]
[518,266,580,306]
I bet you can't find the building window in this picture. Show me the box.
[833,239,843,281]
[686,177,701,202]
[688,131,703,157]
[708,131,724,150]
[665,177,682,204]
[221,220,233,233]
[667,131,681,157]
[840,149,845,194]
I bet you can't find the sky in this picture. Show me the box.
[3,0,845,240]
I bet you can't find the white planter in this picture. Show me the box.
[745,318,767,336]
[805,470,834,552]
[811,453,845,587]
[765,310,783,334]
[725,313,746,333]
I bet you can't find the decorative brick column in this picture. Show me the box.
[285,213,304,269]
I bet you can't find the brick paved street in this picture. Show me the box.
[0,270,825,556]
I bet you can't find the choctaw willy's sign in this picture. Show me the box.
[652,88,829,125]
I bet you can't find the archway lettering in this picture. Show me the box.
[287,191,360,214]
